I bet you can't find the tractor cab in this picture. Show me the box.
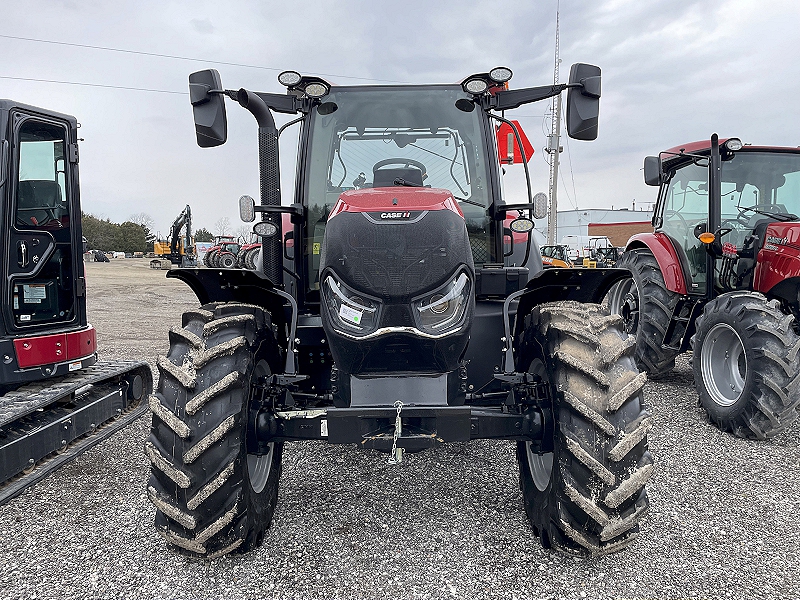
[645,138,800,300]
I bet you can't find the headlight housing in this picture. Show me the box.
[323,275,380,335]
[412,271,471,334]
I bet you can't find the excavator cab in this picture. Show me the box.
[0,102,87,375]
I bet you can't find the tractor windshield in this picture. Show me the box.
[720,151,800,224]
[303,86,494,291]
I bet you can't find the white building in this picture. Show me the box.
[536,208,654,247]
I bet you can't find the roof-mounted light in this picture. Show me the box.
[489,67,513,83]
[724,138,743,151]
[463,78,489,95]
[303,81,329,98]
[278,70,302,87]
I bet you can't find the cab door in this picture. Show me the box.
[4,114,81,332]
[657,161,710,294]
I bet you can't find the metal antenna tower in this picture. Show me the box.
[546,3,563,245]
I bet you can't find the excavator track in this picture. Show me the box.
[0,360,152,505]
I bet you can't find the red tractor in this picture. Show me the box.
[146,64,653,558]
[202,235,240,268]
[609,135,800,439]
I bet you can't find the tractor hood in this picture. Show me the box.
[320,188,474,300]
[318,187,475,381]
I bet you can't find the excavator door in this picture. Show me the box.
[4,112,82,333]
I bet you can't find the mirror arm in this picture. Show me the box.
[253,91,304,115]
[489,83,568,111]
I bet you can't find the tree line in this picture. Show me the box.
[81,212,215,253]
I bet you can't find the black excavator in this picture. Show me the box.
[0,100,152,504]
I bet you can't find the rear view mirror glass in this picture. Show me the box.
[189,69,227,148]
[643,156,662,186]
[566,63,601,141]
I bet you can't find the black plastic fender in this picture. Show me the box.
[512,267,630,341]
[167,267,291,348]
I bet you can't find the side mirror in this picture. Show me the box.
[532,191,548,220]
[643,156,662,186]
[566,63,601,141]
[189,69,227,148]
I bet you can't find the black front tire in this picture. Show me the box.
[692,291,800,439]
[516,301,652,555]
[609,248,681,377]
[147,302,283,558]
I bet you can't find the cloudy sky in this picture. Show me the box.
[3,0,799,237]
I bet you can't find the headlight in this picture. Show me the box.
[323,275,380,334]
[412,271,471,334]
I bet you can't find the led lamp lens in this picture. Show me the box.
[323,275,379,334]
[489,67,513,83]
[724,138,743,151]
[278,70,302,86]
[464,79,489,94]
[254,221,278,237]
[304,82,329,98]
[413,272,471,333]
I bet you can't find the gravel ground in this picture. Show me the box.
[0,259,798,599]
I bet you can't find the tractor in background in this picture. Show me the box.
[609,135,800,438]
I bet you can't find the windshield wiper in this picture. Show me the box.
[740,205,798,222]
[453,195,484,208]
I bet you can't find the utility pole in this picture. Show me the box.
[546,3,563,245]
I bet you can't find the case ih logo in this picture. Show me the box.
[766,235,789,246]
[379,211,412,219]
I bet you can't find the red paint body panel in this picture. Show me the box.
[626,232,688,294]
[753,222,800,293]
[329,188,464,220]
[14,325,97,369]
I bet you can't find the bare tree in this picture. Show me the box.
[214,216,231,237]
[234,224,253,243]
[128,212,155,231]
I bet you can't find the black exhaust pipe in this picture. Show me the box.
[237,88,282,286]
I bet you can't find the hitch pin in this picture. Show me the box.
[388,400,404,465]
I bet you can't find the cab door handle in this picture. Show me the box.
[17,240,28,267]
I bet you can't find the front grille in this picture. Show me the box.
[321,210,474,300]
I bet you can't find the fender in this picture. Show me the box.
[512,267,631,341]
[753,222,800,300]
[167,268,291,346]
[626,232,688,294]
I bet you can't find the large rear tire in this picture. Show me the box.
[147,302,283,558]
[516,301,652,556]
[608,248,681,377]
[692,291,800,439]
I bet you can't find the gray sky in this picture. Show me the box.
[3,0,799,236]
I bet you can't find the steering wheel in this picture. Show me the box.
[372,158,427,178]
[663,209,689,230]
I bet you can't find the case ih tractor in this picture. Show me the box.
[147,65,653,559]
[202,235,241,268]
[608,135,800,439]
[0,100,152,504]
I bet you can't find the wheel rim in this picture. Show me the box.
[525,358,553,491]
[607,277,639,335]
[247,359,274,494]
[701,323,747,407]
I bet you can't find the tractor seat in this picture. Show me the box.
[372,168,424,188]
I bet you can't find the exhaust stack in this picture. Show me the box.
[237,89,283,286]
